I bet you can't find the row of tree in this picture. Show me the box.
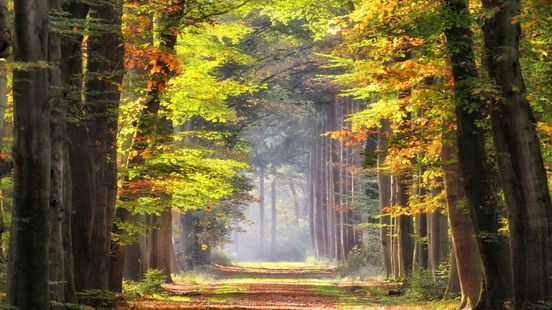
[315,0,552,308]
[6,0,259,308]
[260,0,551,308]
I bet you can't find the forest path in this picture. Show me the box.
[119,263,455,309]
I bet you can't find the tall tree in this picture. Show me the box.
[377,121,392,278]
[259,167,266,258]
[442,125,483,309]
[8,0,51,308]
[481,0,552,307]
[70,0,124,292]
[443,0,512,307]
[110,0,184,290]
[48,0,77,303]
[270,176,277,260]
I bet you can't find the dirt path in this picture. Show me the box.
[117,264,455,309]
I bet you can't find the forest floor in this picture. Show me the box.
[118,262,458,309]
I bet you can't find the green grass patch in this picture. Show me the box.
[214,285,245,294]
[234,261,335,270]
[172,271,215,285]
[149,294,193,302]
[218,277,336,285]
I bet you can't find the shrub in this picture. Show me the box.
[339,245,383,280]
[211,249,233,266]
[405,262,449,301]
[123,269,167,298]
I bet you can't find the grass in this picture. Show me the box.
[172,271,216,285]
[312,282,459,309]
[234,260,335,270]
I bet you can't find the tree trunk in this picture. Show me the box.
[442,127,483,309]
[377,121,392,278]
[427,205,448,276]
[270,177,277,261]
[443,0,513,307]
[8,0,50,307]
[68,0,124,292]
[414,213,428,270]
[0,0,9,59]
[446,249,461,296]
[181,212,209,269]
[48,0,77,303]
[259,167,266,259]
[290,180,300,224]
[124,215,146,281]
[59,0,91,296]
[308,148,315,253]
[481,0,552,307]
[110,0,184,290]
[396,175,414,278]
[147,209,173,281]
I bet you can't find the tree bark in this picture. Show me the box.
[396,175,414,277]
[442,125,483,309]
[146,210,173,281]
[110,0,184,290]
[67,0,124,293]
[443,0,513,307]
[377,121,392,278]
[48,0,77,303]
[481,0,552,307]
[124,215,146,281]
[427,204,448,276]
[0,0,10,59]
[8,0,50,308]
[447,249,461,296]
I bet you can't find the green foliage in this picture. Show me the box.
[164,22,257,126]
[0,254,6,291]
[211,248,233,266]
[340,243,383,280]
[258,0,349,37]
[123,269,167,298]
[404,262,450,301]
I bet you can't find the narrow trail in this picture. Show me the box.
[118,264,455,309]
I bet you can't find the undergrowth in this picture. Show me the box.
[404,262,450,301]
[123,269,167,298]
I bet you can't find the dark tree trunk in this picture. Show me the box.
[481,0,552,307]
[124,214,146,281]
[181,212,209,269]
[428,204,448,276]
[442,126,483,308]
[59,1,90,297]
[48,0,77,303]
[68,0,124,293]
[443,0,513,307]
[8,0,50,308]
[396,175,414,277]
[147,210,173,281]
[447,249,461,296]
[0,0,10,59]
[414,213,428,270]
